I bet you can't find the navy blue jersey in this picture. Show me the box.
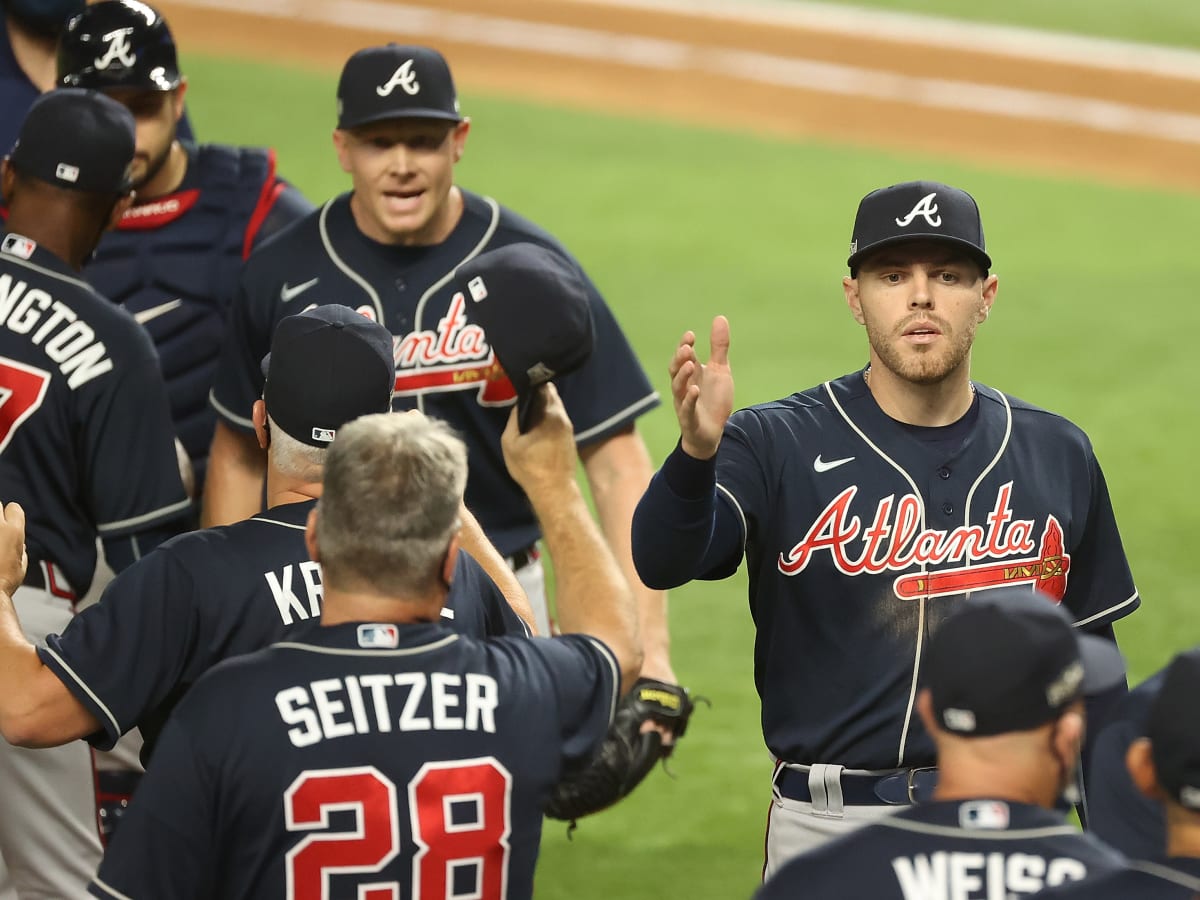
[0,233,190,594]
[89,621,618,900]
[1035,856,1200,899]
[209,190,659,555]
[39,498,528,760]
[634,371,1138,769]
[755,800,1126,900]
[1086,669,1167,859]
[85,142,312,492]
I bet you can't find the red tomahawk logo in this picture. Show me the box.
[892,516,1070,602]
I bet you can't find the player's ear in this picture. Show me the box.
[844,275,866,325]
[0,158,14,205]
[172,80,189,123]
[332,129,353,174]
[1051,707,1085,772]
[451,119,470,163]
[305,508,321,564]
[252,400,269,450]
[440,532,461,588]
[107,191,135,232]
[1126,737,1169,801]
[979,274,998,322]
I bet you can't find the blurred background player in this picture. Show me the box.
[84,391,641,899]
[206,60,673,683]
[0,88,189,898]
[755,589,1128,899]
[1037,648,1200,899]
[58,0,310,498]
[633,180,1139,870]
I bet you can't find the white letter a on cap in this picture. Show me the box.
[895,192,942,227]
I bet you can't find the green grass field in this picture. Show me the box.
[181,13,1200,895]
[816,0,1200,48]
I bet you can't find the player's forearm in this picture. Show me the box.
[0,590,97,747]
[582,434,673,681]
[200,421,266,527]
[530,480,642,694]
[456,502,538,635]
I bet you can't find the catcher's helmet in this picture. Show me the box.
[58,0,181,92]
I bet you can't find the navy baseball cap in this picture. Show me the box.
[454,243,594,433]
[337,44,462,129]
[847,180,991,275]
[8,88,135,193]
[262,305,395,448]
[1146,648,1200,811]
[926,588,1126,737]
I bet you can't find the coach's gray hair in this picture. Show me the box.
[267,414,326,482]
[316,412,467,597]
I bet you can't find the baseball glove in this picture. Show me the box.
[544,678,704,824]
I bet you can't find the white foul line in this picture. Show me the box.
[170,0,1200,145]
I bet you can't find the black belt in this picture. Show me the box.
[777,766,939,806]
[506,543,538,570]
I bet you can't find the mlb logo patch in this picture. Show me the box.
[0,234,36,259]
[55,163,80,183]
[357,624,399,649]
[311,427,336,443]
[467,276,488,302]
[959,800,1010,830]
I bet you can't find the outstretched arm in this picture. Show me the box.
[456,501,539,635]
[201,421,266,527]
[502,386,642,695]
[0,503,100,748]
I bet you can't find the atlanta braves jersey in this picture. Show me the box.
[38,498,529,761]
[1085,669,1166,860]
[0,232,190,595]
[633,371,1139,769]
[209,190,659,555]
[89,621,619,900]
[1034,857,1200,899]
[754,800,1126,900]
[84,142,311,494]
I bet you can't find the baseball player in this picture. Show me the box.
[203,44,672,686]
[754,589,1128,899]
[58,0,309,495]
[81,393,641,899]
[0,305,533,776]
[1036,648,1200,900]
[632,181,1140,870]
[0,89,189,897]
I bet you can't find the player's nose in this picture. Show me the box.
[908,270,934,308]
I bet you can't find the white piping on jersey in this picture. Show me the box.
[271,634,460,656]
[575,393,661,443]
[1072,592,1139,628]
[0,253,93,292]
[253,516,308,531]
[823,380,927,768]
[37,645,122,741]
[89,877,133,900]
[874,815,1082,840]
[960,385,1011,554]
[1128,860,1200,890]
[318,199,385,323]
[96,497,193,535]
[715,483,749,550]
[586,635,622,726]
[208,388,255,429]
[130,535,142,562]
[412,196,501,416]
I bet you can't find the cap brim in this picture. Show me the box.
[1078,633,1127,695]
[338,109,463,130]
[848,234,992,272]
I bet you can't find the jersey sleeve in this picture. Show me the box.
[38,544,200,750]
[1061,451,1140,630]
[89,713,214,899]
[81,329,190,542]
[209,261,279,431]
[248,180,313,254]
[547,261,660,446]
[535,634,621,768]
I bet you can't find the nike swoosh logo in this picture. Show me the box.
[813,455,855,473]
[133,298,183,325]
[280,277,319,303]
